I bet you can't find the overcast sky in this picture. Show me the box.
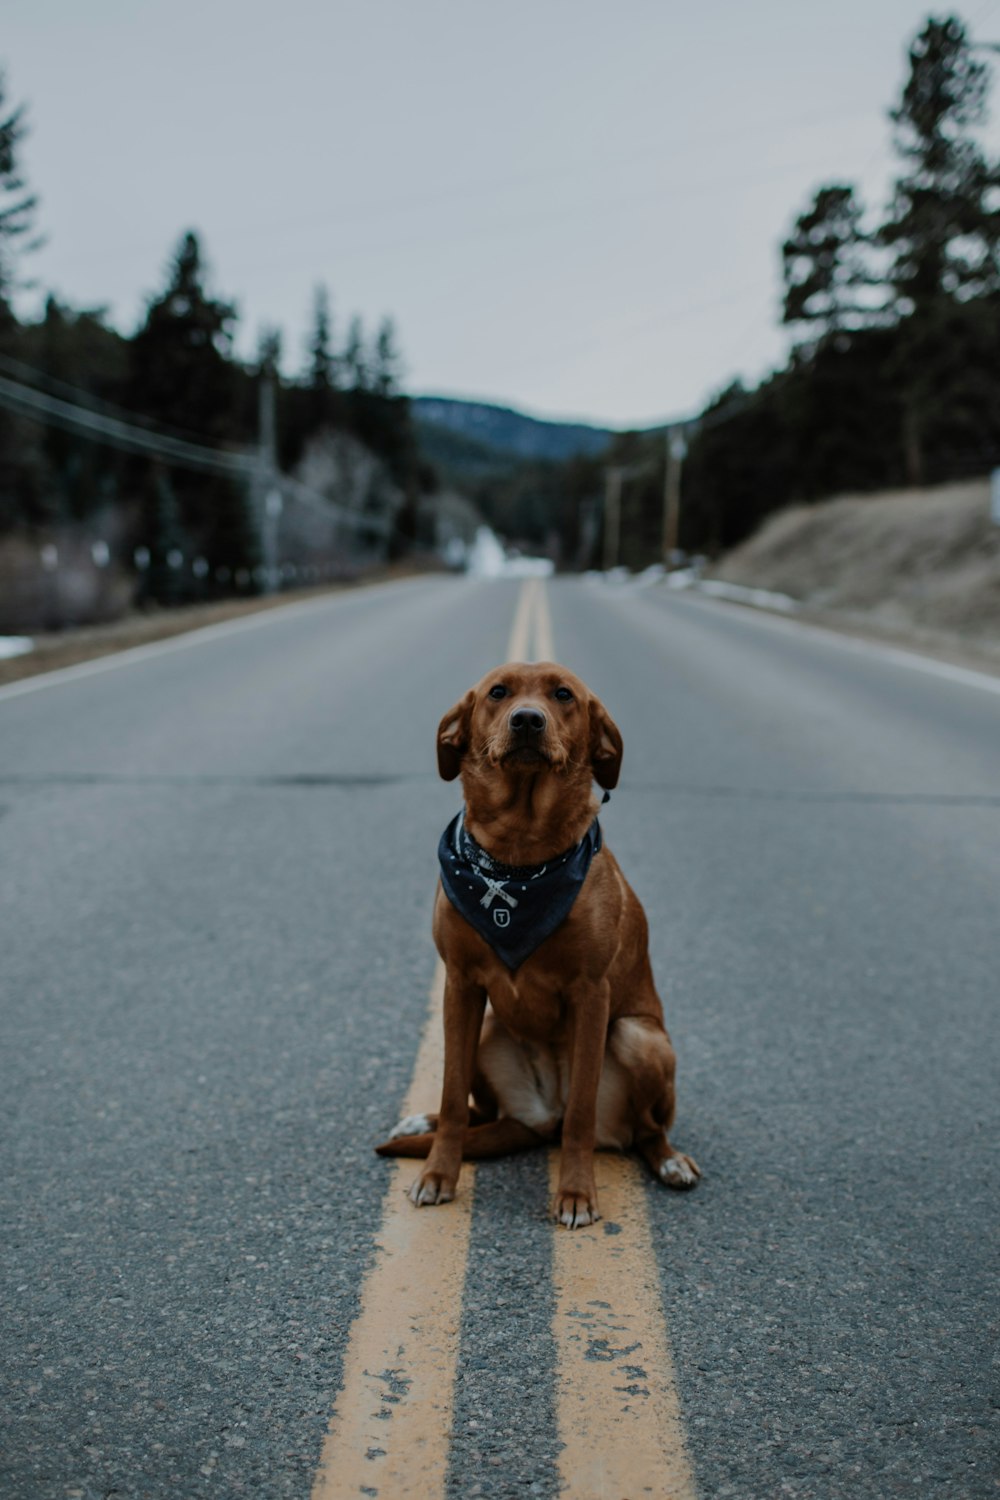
[5,1,1000,427]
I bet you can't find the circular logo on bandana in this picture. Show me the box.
[493,908,510,927]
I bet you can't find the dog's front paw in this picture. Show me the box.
[409,1170,456,1207]
[659,1152,701,1190]
[553,1189,601,1229]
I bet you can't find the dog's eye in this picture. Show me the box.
[554,687,574,702]
[488,684,507,700]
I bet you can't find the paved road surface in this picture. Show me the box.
[1,576,997,1498]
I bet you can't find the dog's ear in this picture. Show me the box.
[437,691,474,781]
[589,696,623,790]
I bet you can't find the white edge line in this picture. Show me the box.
[0,578,423,706]
[661,585,1000,700]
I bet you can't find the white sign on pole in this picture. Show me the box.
[991,468,1000,525]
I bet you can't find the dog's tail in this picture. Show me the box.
[375,1118,545,1160]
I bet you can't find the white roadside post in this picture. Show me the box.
[990,468,1000,526]
[264,487,284,591]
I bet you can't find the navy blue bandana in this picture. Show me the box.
[438,812,603,971]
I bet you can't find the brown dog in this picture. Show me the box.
[376,662,699,1227]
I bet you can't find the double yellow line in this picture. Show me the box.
[312,577,697,1499]
[507,573,555,661]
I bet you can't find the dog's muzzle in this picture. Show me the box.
[509,707,547,735]
[503,705,551,763]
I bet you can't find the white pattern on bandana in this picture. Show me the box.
[476,874,519,911]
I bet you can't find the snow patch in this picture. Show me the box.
[0,637,34,660]
[466,527,553,579]
[698,579,798,612]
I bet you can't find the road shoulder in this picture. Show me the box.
[668,580,1000,683]
[0,565,440,689]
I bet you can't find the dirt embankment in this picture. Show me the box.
[709,477,1000,664]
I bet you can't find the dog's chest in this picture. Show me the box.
[485,966,565,1041]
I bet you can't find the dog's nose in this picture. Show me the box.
[510,707,547,734]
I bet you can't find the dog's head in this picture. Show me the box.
[436,662,623,792]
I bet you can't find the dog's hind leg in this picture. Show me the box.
[610,1015,701,1190]
[374,1128,436,1159]
[377,1098,493,1148]
[636,1123,701,1189]
[374,1117,545,1159]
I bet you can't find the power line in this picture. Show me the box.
[0,349,249,449]
[0,371,256,477]
[0,366,393,536]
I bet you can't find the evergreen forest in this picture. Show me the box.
[0,12,997,623]
[452,14,1000,569]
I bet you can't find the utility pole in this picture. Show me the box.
[256,362,282,593]
[603,467,624,572]
[661,426,688,567]
[603,461,654,571]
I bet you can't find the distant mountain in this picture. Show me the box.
[413,396,614,467]
[412,414,519,482]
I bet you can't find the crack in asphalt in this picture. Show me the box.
[0,772,431,787]
[0,774,997,805]
[626,783,1000,806]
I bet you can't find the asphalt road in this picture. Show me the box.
[1,575,997,1499]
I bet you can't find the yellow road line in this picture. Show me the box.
[508,576,555,662]
[533,576,555,660]
[312,961,474,1499]
[313,581,535,1497]
[543,573,696,1497]
[549,1154,698,1499]
[313,578,696,1498]
[508,576,537,660]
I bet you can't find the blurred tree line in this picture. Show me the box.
[3,12,996,596]
[0,71,428,611]
[476,13,1000,568]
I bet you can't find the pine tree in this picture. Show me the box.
[140,466,191,606]
[882,15,1000,311]
[372,317,402,397]
[308,284,336,395]
[305,284,340,432]
[129,231,256,594]
[130,231,237,439]
[881,16,1000,481]
[0,68,45,532]
[343,315,368,391]
[781,185,883,335]
[0,68,41,319]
